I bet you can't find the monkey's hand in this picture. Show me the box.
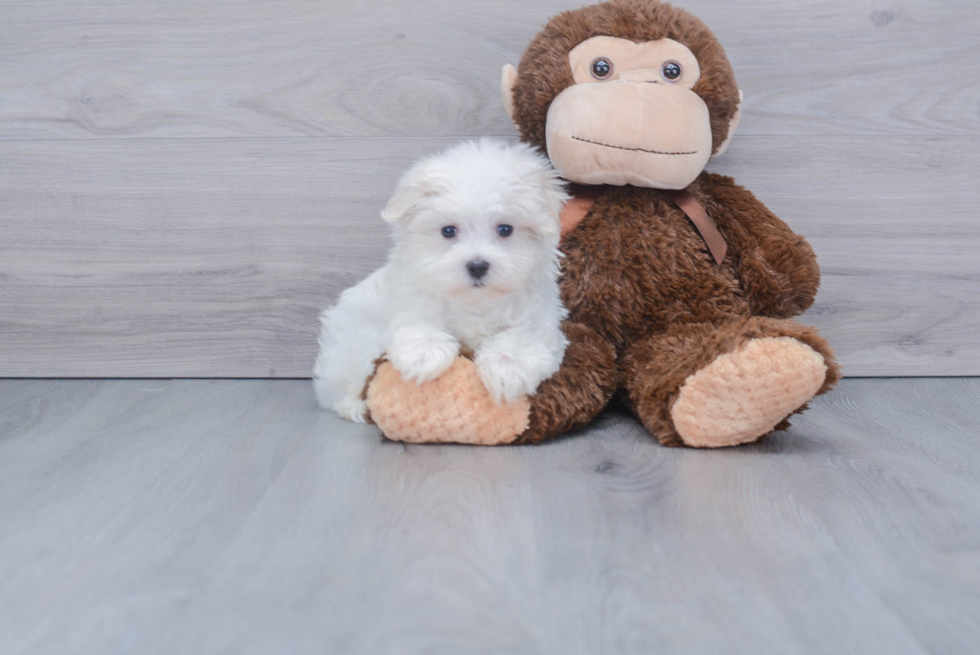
[705,173,821,318]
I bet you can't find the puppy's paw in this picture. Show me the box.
[389,326,460,384]
[476,349,536,404]
[332,395,368,423]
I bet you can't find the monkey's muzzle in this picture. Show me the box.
[545,81,713,189]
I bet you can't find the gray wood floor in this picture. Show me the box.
[2,378,978,654]
[2,0,979,377]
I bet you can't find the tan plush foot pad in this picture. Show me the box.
[365,357,530,445]
[670,337,828,448]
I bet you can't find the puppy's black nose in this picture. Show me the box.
[466,260,490,280]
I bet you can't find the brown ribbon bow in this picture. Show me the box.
[558,187,728,266]
[660,189,728,265]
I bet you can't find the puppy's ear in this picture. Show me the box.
[534,167,570,245]
[381,169,426,223]
[381,161,450,223]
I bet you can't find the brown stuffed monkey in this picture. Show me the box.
[365,0,840,447]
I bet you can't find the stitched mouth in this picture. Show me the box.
[571,135,697,156]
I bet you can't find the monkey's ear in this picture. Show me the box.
[713,89,743,158]
[501,64,518,122]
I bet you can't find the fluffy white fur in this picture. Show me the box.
[313,139,570,422]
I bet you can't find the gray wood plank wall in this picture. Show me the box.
[1,0,977,377]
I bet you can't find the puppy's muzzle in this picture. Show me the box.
[466,260,490,281]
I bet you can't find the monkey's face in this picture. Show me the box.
[544,36,712,190]
[502,3,743,192]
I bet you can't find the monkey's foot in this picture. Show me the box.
[366,356,530,445]
[670,337,828,448]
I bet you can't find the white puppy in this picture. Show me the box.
[313,139,570,422]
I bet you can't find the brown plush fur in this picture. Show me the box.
[558,174,826,351]
[536,173,840,446]
[517,321,619,443]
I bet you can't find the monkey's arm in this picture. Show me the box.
[703,173,821,319]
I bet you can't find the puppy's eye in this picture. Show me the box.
[496,224,514,237]
[590,57,613,80]
[661,60,682,82]
[441,226,458,238]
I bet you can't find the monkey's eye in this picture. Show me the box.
[441,226,458,238]
[590,57,613,80]
[661,60,683,82]
[496,224,514,237]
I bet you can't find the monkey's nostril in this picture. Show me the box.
[466,260,490,280]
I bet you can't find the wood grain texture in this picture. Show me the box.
[0,378,978,654]
[1,0,978,376]
[1,1,977,139]
[2,135,977,376]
